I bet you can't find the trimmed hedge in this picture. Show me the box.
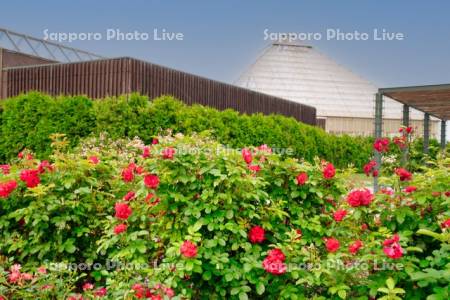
[0,92,373,168]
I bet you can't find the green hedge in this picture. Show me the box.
[0,92,373,168]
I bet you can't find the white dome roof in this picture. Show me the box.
[236,42,423,119]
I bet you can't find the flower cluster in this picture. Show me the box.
[324,237,340,253]
[262,248,286,275]
[132,282,174,299]
[346,189,373,207]
[395,168,412,181]
[383,234,404,259]
[363,160,378,177]
[144,174,160,189]
[242,148,253,164]
[7,264,33,285]
[19,169,40,188]
[180,240,198,258]
[248,226,265,244]
[114,203,132,220]
[322,162,336,179]
[0,164,10,174]
[296,172,308,185]
[0,180,17,198]
[373,138,390,153]
[162,147,175,159]
[333,209,347,222]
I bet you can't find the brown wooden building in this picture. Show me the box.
[0,48,317,125]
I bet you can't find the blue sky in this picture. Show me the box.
[1,0,450,87]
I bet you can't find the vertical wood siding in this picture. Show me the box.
[2,57,317,125]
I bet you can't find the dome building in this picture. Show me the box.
[236,40,439,137]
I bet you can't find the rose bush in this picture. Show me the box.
[0,131,448,299]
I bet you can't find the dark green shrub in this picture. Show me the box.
[0,92,374,168]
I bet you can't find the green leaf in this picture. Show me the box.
[239,292,248,300]
[338,290,347,299]
[386,277,395,290]
[202,271,212,281]
[188,220,203,234]
[377,287,390,294]
[256,282,265,295]
[185,260,194,271]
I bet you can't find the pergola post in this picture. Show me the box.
[374,92,383,192]
[441,120,447,150]
[402,104,410,127]
[423,113,430,154]
[401,104,410,166]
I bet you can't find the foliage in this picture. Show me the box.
[0,132,448,299]
[0,92,374,169]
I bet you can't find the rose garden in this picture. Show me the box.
[0,93,449,299]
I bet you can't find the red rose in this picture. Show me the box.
[114,224,127,235]
[0,164,10,175]
[144,174,160,189]
[373,138,389,153]
[0,180,18,198]
[262,256,286,275]
[19,169,40,188]
[82,282,94,291]
[94,287,107,297]
[135,166,144,174]
[383,243,403,259]
[323,163,335,179]
[296,172,308,185]
[142,146,151,158]
[242,148,252,164]
[122,167,134,183]
[445,191,450,197]
[123,191,136,201]
[361,223,368,231]
[347,189,373,207]
[400,126,413,134]
[395,168,412,181]
[432,192,441,197]
[257,144,272,153]
[248,164,261,172]
[37,160,54,174]
[248,226,265,243]
[152,138,159,145]
[89,156,100,164]
[383,234,403,259]
[404,186,417,193]
[162,147,175,159]
[296,229,302,239]
[324,237,340,253]
[267,248,286,261]
[441,219,450,229]
[363,160,377,177]
[8,271,21,283]
[348,240,363,254]
[163,287,175,298]
[380,187,394,195]
[393,136,407,149]
[180,240,197,258]
[114,203,132,220]
[333,209,347,222]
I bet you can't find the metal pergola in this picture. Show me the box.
[373,84,450,190]
[0,27,103,62]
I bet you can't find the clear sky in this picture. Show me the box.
[1,0,450,88]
